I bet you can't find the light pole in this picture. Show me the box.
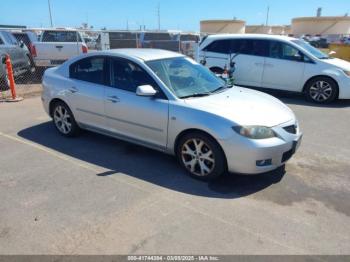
[48,0,53,27]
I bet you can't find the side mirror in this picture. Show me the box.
[136,85,157,97]
[19,40,24,48]
[200,59,206,66]
[1,56,6,64]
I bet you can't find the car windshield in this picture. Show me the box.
[146,57,226,98]
[292,39,330,59]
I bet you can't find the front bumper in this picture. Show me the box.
[219,120,302,175]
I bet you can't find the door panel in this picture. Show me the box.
[68,79,106,128]
[67,56,108,128]
[262,58,305,91]
[105,87,168,148]
[262,40,306,91]
[233,55,265,87]
[104,57,168,148]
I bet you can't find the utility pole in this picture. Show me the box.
[48,0,53,27]
[265,5,270,26]
[157,3,161,31]
[126,19,129,30]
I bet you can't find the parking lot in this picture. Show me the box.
[0,92,349,255]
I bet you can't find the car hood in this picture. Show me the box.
[184,87,295,127]
[321,57,350,71]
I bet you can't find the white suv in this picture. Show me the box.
[198,34,350,103]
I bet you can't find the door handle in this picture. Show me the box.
[68,87,78,93]
[107,95,120,103]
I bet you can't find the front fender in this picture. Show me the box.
[167,101,234,153]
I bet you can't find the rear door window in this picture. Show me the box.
[203,40,231,54]
[234,39,269,56]
[70,56,107,85]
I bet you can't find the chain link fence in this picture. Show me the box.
[0,28,200,100]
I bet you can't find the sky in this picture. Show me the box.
[1,0,350,31]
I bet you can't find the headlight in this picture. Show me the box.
[343,70,350,77]
[233,126,276,139]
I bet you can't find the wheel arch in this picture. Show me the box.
[173,128,228,165]
[49,98,71,118]
[302,75,339,95]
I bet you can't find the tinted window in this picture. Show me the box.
[70,57,106,84]
[42,31,82,42]
[1,32,17,45]
[13,33,31,48]
[269,41,303,61]
[233,39,268,56]
[204,40,231,54]
[111,58,157,92]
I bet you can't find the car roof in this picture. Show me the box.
[102,48,184,61]
[205,34,298,41]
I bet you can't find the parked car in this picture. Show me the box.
[0,30,34,90]
[0,50,9,90]
[12,31,38,57]
[42,49,302,180]
[32,29,88,68]
[198,34,350,103]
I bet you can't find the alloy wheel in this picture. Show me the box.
[181,138,215,176]
[309,80,333,102]
[53,105,72,134]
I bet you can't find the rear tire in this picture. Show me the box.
[52,101,80,137]
[305,77,338,104]
[176,132,227,181]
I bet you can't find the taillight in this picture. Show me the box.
[82,45,88,54]
[30,44,37,57]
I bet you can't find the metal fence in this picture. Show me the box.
[0,28,200,100]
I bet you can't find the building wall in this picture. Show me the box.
[292,17,350,35]
[200,20,245,34]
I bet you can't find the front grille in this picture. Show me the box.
[283,125,297,134]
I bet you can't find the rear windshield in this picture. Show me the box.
[42,31,82,42]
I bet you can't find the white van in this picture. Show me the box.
[198,34,350,103]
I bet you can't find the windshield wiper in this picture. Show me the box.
[180,92,211,99]
[211,85,232,94]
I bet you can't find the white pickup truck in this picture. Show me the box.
[32,29,88,68]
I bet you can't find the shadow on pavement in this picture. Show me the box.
[18,122,286,199]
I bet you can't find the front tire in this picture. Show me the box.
[305,77,338,104]
[52,101,80,137]
[177,132,227,181]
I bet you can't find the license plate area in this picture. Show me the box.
[51,60,66,65]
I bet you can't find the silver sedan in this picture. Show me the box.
[42,49,302,180]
